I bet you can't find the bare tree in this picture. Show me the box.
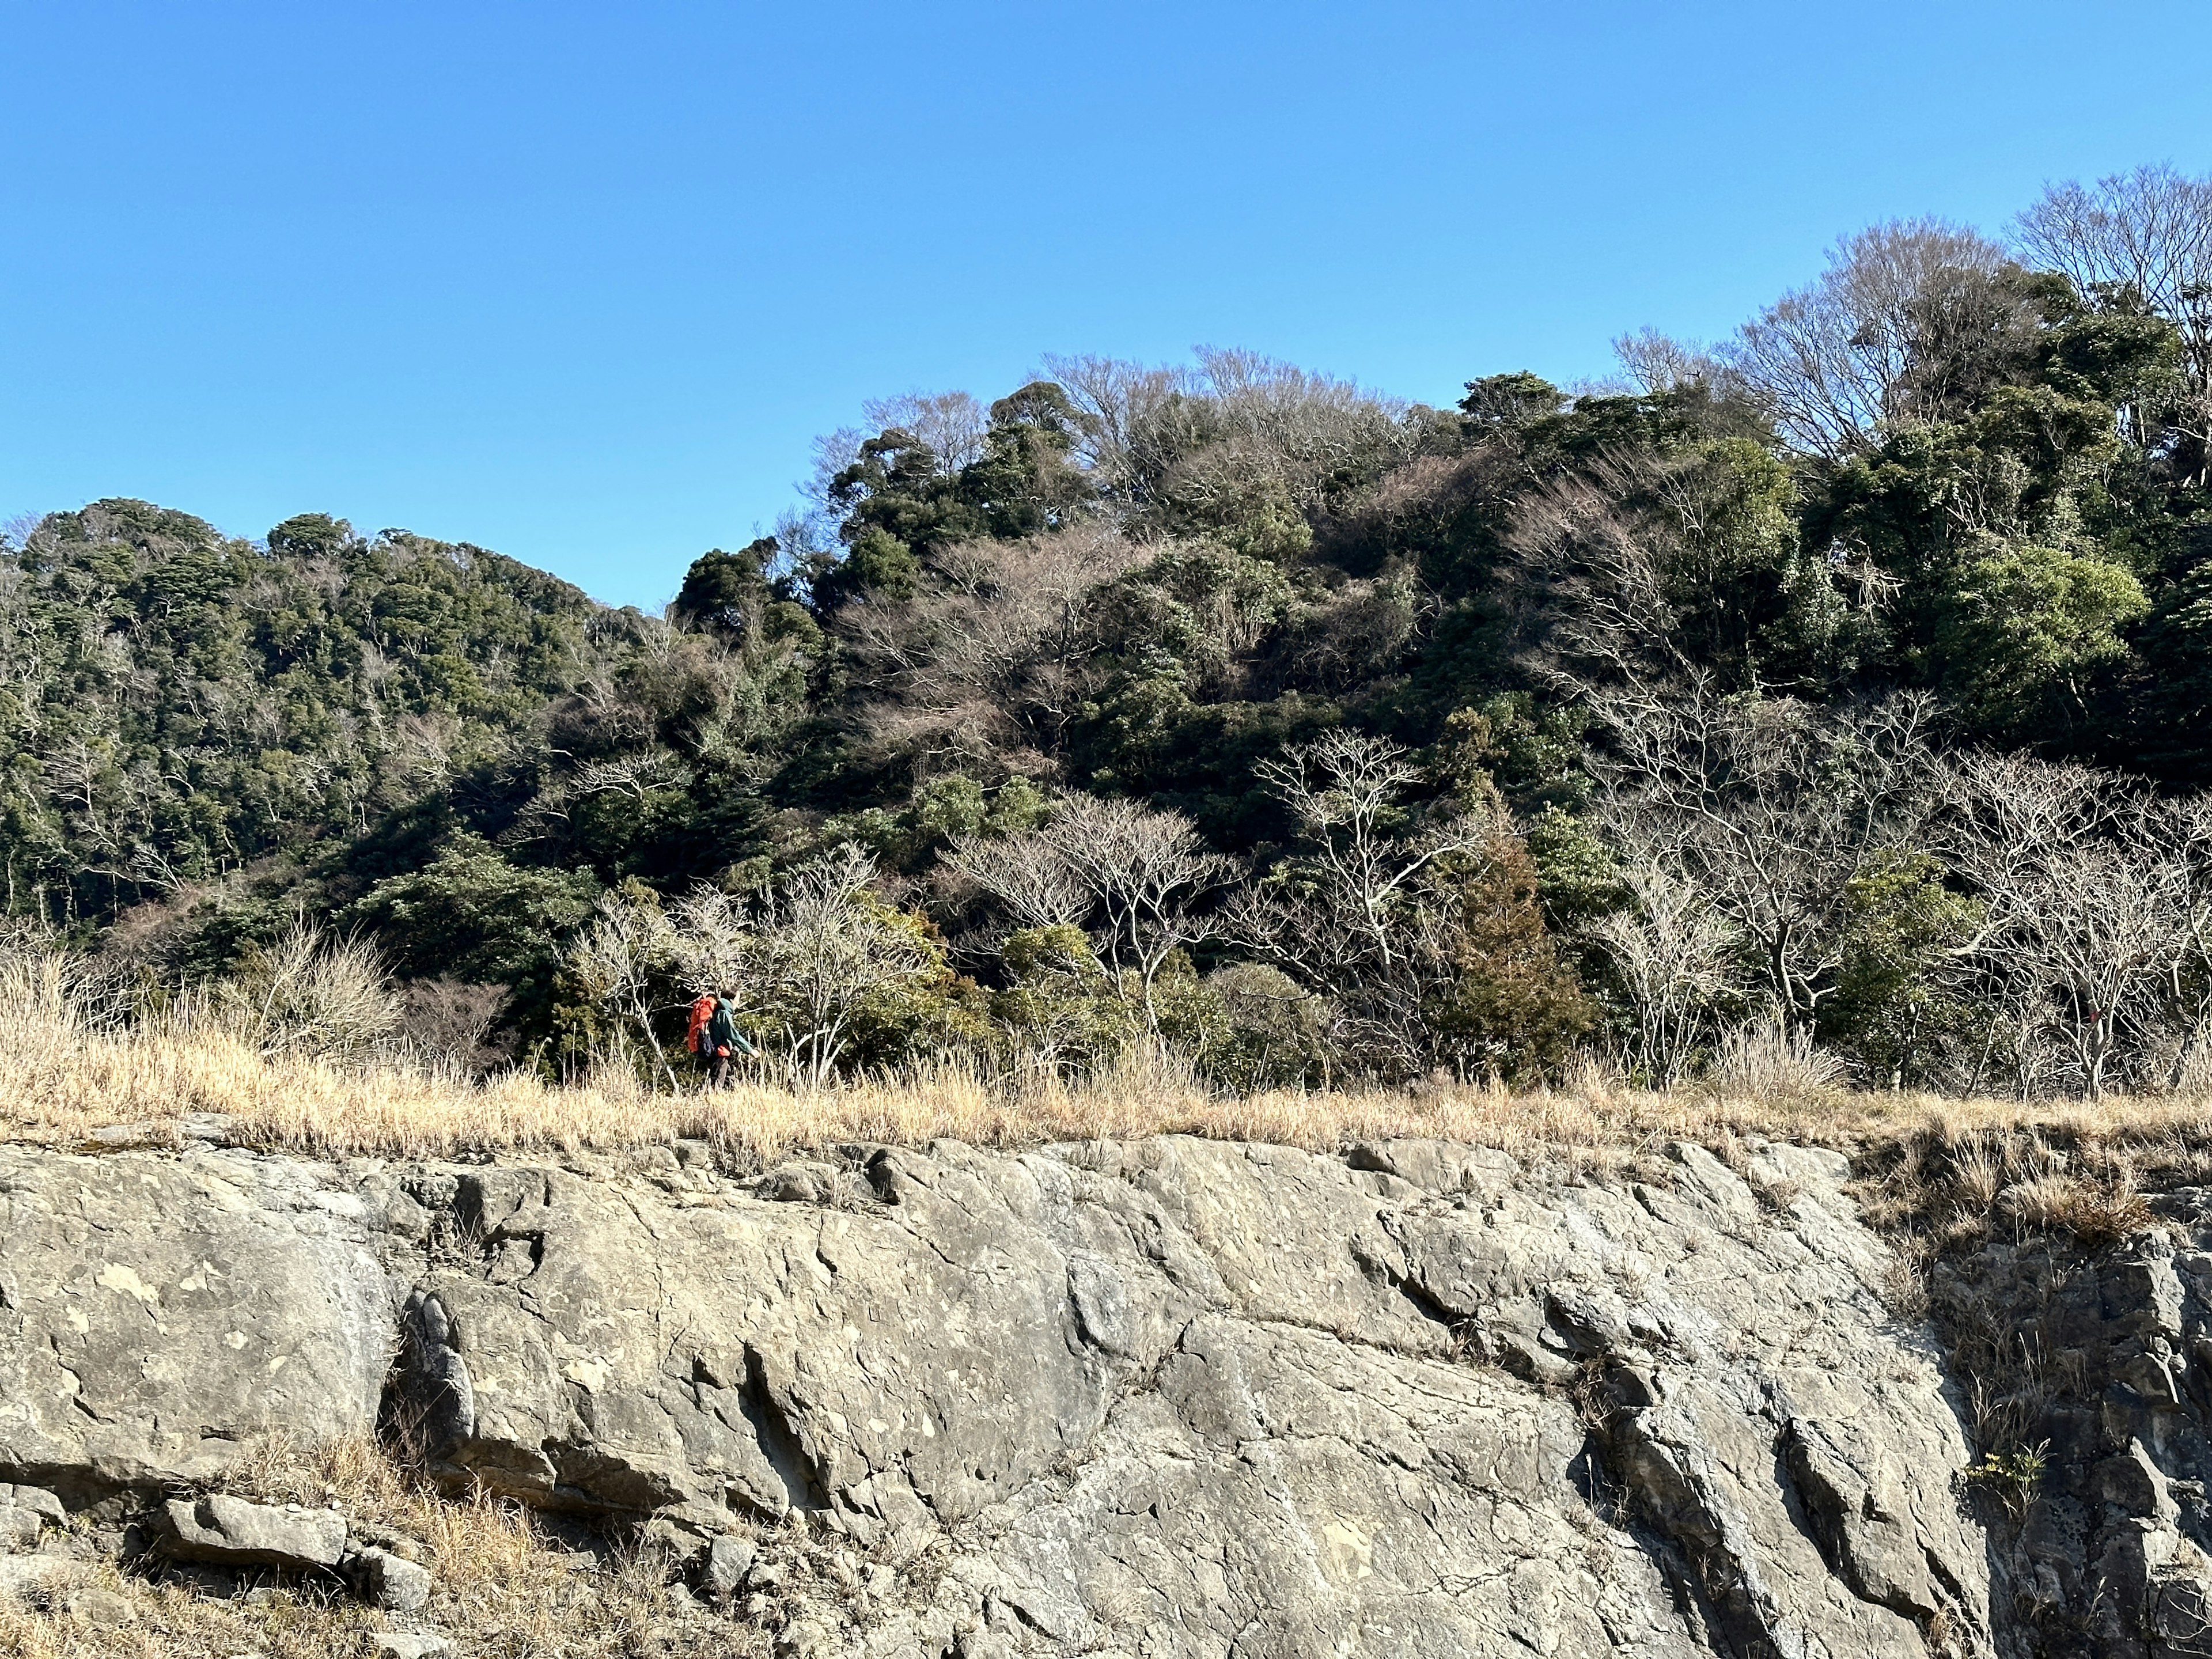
[666,884,751,993]
[1591,692,1952,1032]
[1505,443,1800,702]
[843,524,1149,768]
[748,845,939,1086]
[1040,354,1198,499]
[1948,752,2210,1096]
[1040,348,1414,523]
[860,391,992,475]
[803,390,993,512]
[1586,864,1739,1087]
[1613,327,1722,395]
[564,849,943,1088]
[2016,164,2212,482]
[942,830,1088,931]
[1253,732,1484,971]
[1508,454,1703,702]
[949,795,1235,1029]
[1189,347,1413,508]
[1048,796,1237,1023]
[563,888,685,1088]
[1229,731,1492,1075]
[1724,219,2022,459]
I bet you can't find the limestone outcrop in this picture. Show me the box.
[0,1127,2188,1654]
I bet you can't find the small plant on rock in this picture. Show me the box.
[1962,1441,2048,1522]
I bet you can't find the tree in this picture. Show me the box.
[558,880,687,1087]
[1948,753,2211,1096]
[949,794,1234,1032]
[348,833,603,989]
[1725,219,2028,459]
[1421,828,1593,1080]
[1587,863,1738,1086]
[842,525,1147,770]
[1612,329,1722,396]
[1228,731,1505,1077]
[1823,849,1982,1087]
[744,845,950,1086]
[1589,692,1951,1034]
[2016,164,2212,483]
[1508,443,1828,699]
[1933,533,2148,734]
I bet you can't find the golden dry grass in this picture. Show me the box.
[6,945,2212,1190]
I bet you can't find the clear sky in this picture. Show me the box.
[4,2,2210,610]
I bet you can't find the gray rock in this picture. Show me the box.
[0,1483,65,1550]
[0,1484,65,1525]
[702,1533,755,1599]
[0,1553,92,1598]
[0,1145,388,1497]
[160,1494,347,1570]
[69,1585,137,1627]
[370,1636,451,1659]
[344,1544,434,1612]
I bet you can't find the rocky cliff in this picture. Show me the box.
[0,1127,2204,1656]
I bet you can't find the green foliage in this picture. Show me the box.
[347,833,603,988]
[1521,805,1625,930]
[1934,536,2148,736]
[1421,836,1596,1082]
[1962,1441,2049,1523]
[0,501,605,923]
[830,775,1054,873]
[1185,961,1328,1090]
[1821,851,1983,1086]
[1802,291,2186,747]
[1435,695,1590,812]
[990,924,1134,1073]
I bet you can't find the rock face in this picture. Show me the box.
[0,1142,388,1501]
[1936,1192,2212,1659]
[0,1124,2173,1654]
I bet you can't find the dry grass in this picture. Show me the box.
[0,994,1888,1170]
[7,945,2212,1203]
[0,1434,759,1658]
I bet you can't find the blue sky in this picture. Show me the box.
[4,2,2210,610]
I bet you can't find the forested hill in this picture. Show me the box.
[9,171,2212,1096]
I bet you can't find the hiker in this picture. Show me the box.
[703,985,753,1088]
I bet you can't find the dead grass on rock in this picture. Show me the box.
[0,1435,763,1658]
[0,967,1920,1168]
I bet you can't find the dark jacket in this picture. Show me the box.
[706,999,752,1057]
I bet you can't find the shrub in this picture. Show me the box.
[210,921,402,1062]
[990,925,1134,1077]
[1188,960,1327,1090]
[1706,1015,1849,1100]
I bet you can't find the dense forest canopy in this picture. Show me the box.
[9,165,2212,1098]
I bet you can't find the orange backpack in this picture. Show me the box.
[686,993,717,1055]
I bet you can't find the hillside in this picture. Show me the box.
[4,171,2211,1102]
